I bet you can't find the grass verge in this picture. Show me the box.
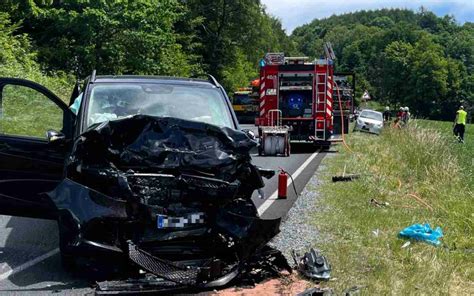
[314,120,473,295]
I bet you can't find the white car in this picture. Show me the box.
[353,109,384,134]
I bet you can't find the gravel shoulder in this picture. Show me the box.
[216,157,334,295]
[270,154,334,263]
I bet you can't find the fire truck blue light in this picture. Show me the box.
[288,94,304,109]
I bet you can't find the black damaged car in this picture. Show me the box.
[0,73,284,293]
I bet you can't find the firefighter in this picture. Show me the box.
[453,106,467,143]
[396,107,404,120]
[404,107,411,124]
[383,106,391,122]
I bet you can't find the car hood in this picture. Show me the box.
[48,115,283,289]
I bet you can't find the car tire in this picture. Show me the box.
[57,214,130,279]
[60,252,76,272]
[57,216,78,272]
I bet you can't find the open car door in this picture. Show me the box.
[0,78,75,219]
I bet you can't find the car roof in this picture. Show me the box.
[93,75,217,88]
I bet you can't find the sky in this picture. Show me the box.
[261,0,474,33]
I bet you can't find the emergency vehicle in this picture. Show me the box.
[232,86,259,124]
[256,44,353,156]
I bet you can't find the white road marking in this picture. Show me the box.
[0,248,59,281]
[257,150,320,216]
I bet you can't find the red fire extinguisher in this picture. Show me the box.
[278,170,288,199]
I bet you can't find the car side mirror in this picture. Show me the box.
[242,129,256,140]
[46,130,66,143]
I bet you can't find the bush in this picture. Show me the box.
[0,12,73,101]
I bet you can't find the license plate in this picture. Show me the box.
[156,213,205,229]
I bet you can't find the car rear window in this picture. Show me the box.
[86,83,233,128]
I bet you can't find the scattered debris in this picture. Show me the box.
[332,174,359,182]
[407,193,434,211]
[297,286,334,296]
[292,249,331,281]
[235,246,293,287]
[399,223,443,246]
[343,285,365,295]
[370,198,389,207]
[216,272,311,295]
[97,246,292,294]
[332,165,360,182]
[401,241,411,249]
[372,229,380,237]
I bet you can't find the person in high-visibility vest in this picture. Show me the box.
[453,106,467,143]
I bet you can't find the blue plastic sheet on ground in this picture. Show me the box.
[399,223,443,246]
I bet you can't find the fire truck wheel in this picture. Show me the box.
[264,136,277,155]
[276,136,286,155]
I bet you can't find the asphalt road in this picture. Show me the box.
[0,124,327,295]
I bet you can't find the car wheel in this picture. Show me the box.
[60,252,76,272]
[57,216,78,272]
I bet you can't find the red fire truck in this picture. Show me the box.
[256,45,345,156]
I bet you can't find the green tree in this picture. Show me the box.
[381,41,414,105]
[1,0,295,93]
[369,16,395,28]
[3,0,199,77]
[0,11,72,98]
[291,8,473,120]
[185,0,293,91]
[409,34,448,117]
[221,49,258,94]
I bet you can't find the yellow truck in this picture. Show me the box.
[232,87,259,124]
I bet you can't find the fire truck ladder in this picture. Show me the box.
[315,69,328,140]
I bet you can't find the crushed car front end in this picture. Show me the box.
[48,115,281,291]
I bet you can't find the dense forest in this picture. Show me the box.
[292,8,474,119]
[0,1,472,120]
[0,0,294,97]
